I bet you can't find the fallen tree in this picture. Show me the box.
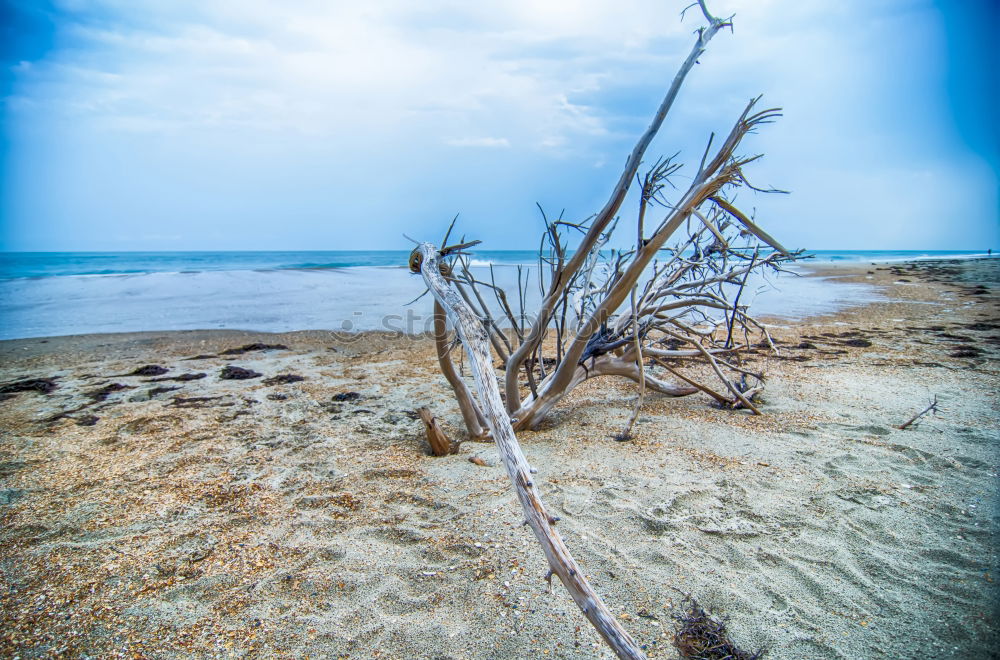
[410,3,797,657]
[413,10,799,443]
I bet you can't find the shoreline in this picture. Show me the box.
[2,254,996,342]
[1,259,997,658]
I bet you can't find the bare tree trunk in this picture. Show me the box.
[412,243,647,660]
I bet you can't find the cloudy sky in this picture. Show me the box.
[2,0,997,252]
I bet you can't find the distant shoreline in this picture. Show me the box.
[1,256,995,342]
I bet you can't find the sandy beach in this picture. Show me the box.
[1,259,997,658]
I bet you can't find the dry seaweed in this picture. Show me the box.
[220,343,289,356]
[167,396,231,409]
[147,372,207,382]
[147,386,181,398]
[263,374,305,386]
[46,383,131,423]
[219,366,262,380]
[127,365,169,376]
[85,383,131,402]
[672,597,764,660]
[0,378,59,395]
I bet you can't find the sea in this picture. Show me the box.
[0,250,990,341]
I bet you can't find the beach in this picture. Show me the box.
[0,259,997,658]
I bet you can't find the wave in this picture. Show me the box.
[809,252,995,264]
[276,262,354,270]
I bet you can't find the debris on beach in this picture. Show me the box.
[45,382,131,423]
[0,378,59,395]
[167,395,231,409]
[220,343,289,355]
[128,386,181,402]
[219,366,262,380]
[672,597,764,660]
[147,372,207,382]
[127,365,169,376]
[898,395,940,430]
[85,383,131,401]
[331,391,361,402]
[263,374,305,386]
[1,377,60,395]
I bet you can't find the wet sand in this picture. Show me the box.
[1,259,997,658]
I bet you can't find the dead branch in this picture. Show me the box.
[412,243,646,659]
[502,5,734,412]
[617,287,646,442]
[898,395,940,430]
[433,301,489,439]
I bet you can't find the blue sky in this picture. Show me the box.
[2,0,997,252]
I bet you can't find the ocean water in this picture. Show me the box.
[0,250,987,340]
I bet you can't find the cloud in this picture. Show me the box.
[2,0,996,251]
[445,137,510,148]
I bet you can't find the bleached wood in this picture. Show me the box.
[432,301,488,439]
[412,243,647,660]
[502,8,733,411]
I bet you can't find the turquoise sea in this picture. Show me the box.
[0,250,991,340]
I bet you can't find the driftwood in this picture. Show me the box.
[898,395,939,430]
[406,3,797,657]
[412,243,646,659]
[411,1,799,443]
[417,406,453,456]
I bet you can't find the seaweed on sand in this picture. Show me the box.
[672,597,764,660]
[0,378,59,395]
[85,383,131,401]
[127,365,169,376]
[220,343,288,356]
[219,366,262,380]
[263,374,305,386]
[147,372,207,383]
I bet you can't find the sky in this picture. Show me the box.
[1,0,997,252]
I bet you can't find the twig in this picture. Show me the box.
[898,395,939,430]
[617,287,646,442]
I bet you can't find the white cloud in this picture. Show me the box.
[4,0,996,251]
[14,0,692,148]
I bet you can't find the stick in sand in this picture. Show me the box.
[898,395,939,430]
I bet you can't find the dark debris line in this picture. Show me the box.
[0,378,59,395]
